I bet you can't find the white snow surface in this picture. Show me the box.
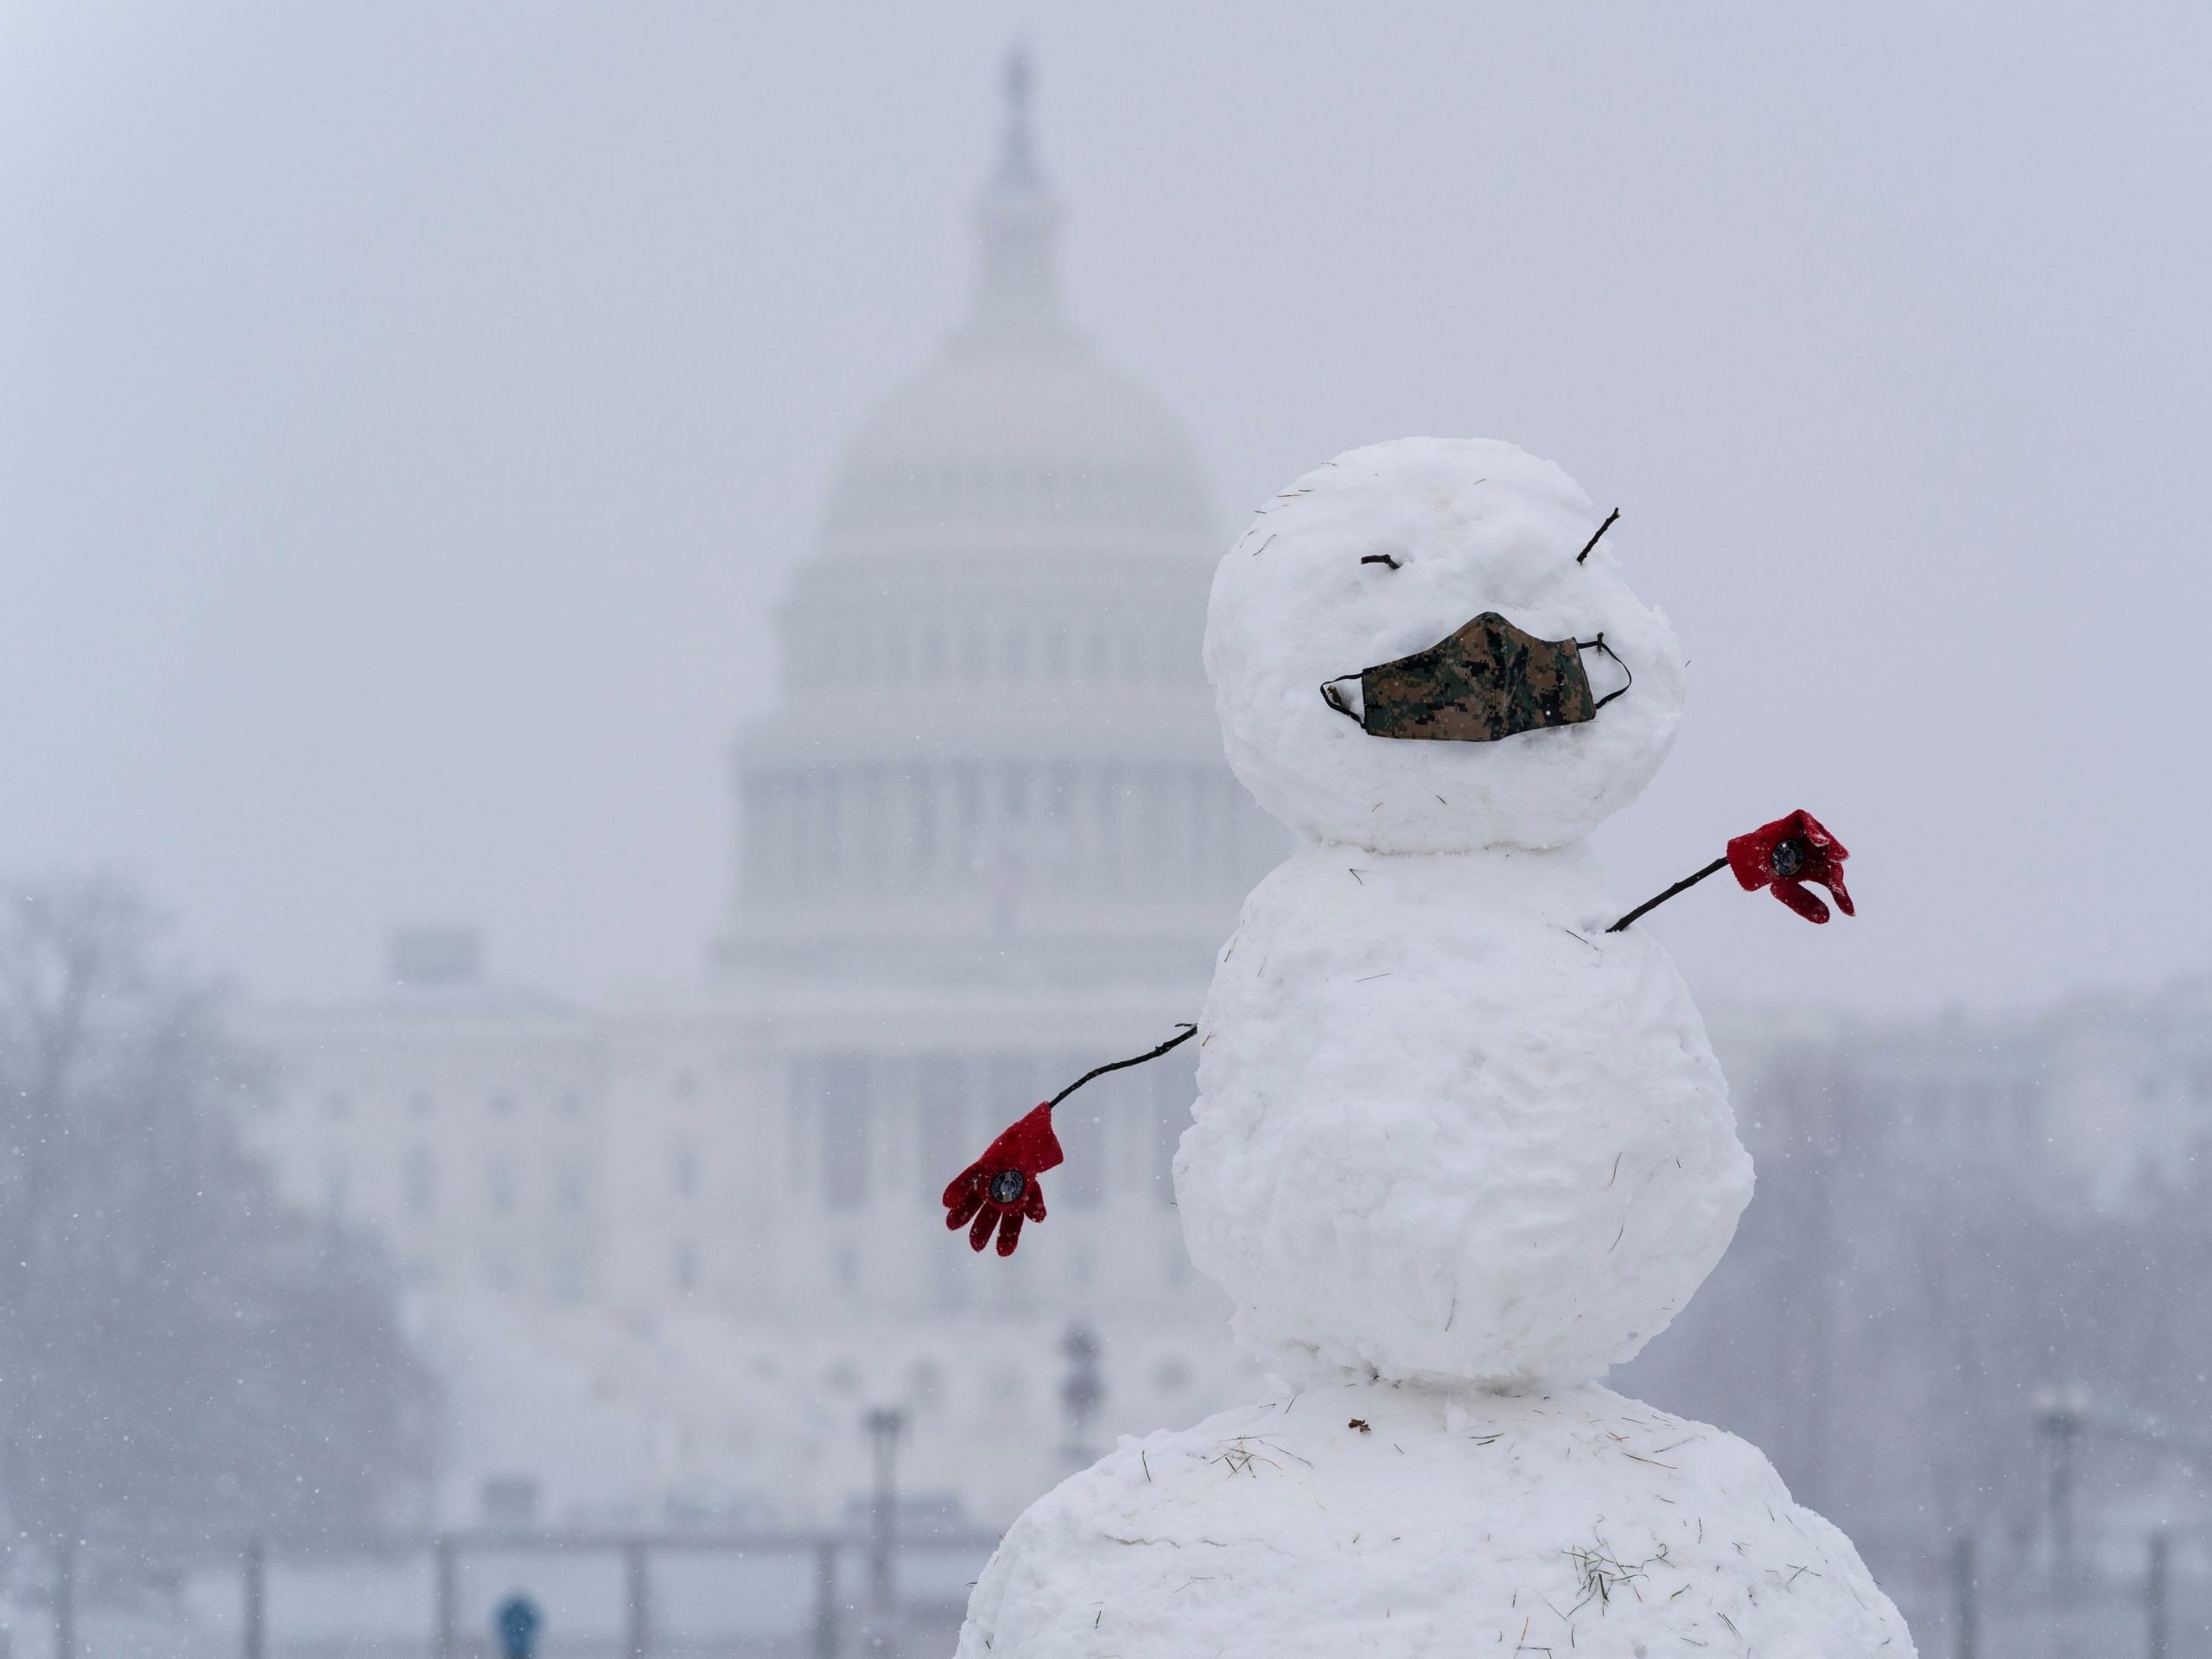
[1177,842,1752,1387]
[1207,436,1688,854]
[954,1377,1916,1659]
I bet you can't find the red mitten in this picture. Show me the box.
[942,1103,1064,1256]
[1726,810,1853,925]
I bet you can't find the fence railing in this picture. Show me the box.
[1865,1526,2212,1659]
[28,1522,2212,1658]
[31,1525,1006,1659]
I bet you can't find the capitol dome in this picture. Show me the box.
[817,65,1213,556]
[727,54,1274,993]
[822,350,1214,547]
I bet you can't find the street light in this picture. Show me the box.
[862,1405,907,1617]
[2030,1382,2091,1588]
[1060,1324,1104,1470]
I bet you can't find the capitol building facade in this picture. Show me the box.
[241,76,1281,1530]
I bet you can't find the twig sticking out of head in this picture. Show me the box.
[1575,508,1622,564]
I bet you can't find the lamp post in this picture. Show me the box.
[2031,1383,2090,1590]
[1060,1324,1104,1470]
[863,1405,907,1618]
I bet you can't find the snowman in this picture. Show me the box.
[950,438,1911,1657]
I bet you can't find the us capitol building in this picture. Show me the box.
[240,69,1282,1530]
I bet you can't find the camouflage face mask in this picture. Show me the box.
[1319,612,1631,743]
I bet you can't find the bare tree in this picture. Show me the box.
[1624,1038,2212,1576]
[0,877,435,1554]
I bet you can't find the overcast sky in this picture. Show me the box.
[3,3,2206,1015]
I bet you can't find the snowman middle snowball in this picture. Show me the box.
[1179,436,1751,1387]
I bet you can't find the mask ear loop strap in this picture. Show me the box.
[1319,677,1365,726]
[1576,634,1633,711]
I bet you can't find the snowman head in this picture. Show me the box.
[1206,437,1688,853]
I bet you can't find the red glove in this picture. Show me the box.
[942,1103,1064,1256]
[1726,809,1853,925]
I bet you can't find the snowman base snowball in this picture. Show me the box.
[954,1379,1912,1658]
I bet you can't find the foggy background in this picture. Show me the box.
[6,1,2206,1013]
[5,5,2212,1657]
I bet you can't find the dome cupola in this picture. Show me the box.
[817,49,1213,554]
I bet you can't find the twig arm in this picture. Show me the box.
[1048,1024,1199,1109]
[1605,857,1728,934]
